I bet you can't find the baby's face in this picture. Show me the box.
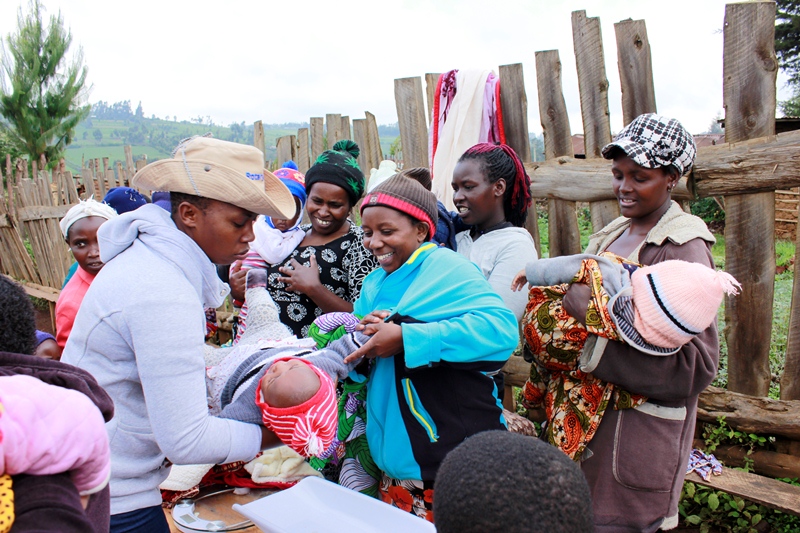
[270,197,302,231]
[261,359,320,408]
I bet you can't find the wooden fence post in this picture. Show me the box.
[395,77,429,169]
[253,121,265,164]
[353,119,369,174]
[425,73,441,123]
[498,63,542,254]
[341,116,351,141]
[326,114,342,148]
[310,117,324,162]
[572,10,619,231]
[782,219,800,400]
[275,135,297,166]
[297,128,310,173]
[365,112,383,168]
[614,19,657,124]
[723,1,777,397]
[534,52,581,258]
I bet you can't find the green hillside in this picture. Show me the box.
[66,116,398,173]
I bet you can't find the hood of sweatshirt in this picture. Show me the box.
[97,203,228,309]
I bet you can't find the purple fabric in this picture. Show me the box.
[313,312,360,333]
[35,329,56,347]
[152,191,171,212]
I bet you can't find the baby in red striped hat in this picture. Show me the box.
[206,270,367,458]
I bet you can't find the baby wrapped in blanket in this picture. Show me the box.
[511,254,739,460]
[206,269,368,459]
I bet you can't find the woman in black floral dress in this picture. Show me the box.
[231,140,378,338]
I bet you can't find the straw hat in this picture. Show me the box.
[131,136,295,218]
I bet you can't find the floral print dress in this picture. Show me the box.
[264,223,378,338]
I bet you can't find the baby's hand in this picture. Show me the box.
[511,269,528,292]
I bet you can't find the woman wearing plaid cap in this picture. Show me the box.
[561,114,719,532]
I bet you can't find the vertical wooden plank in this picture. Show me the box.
[614,19,657,125]
[364,112,383,169]
[253,121,265,164]
[572,10,619,231]
[326,113,342,148]
[781,220,800,400]
[723,2,778,398]
[352,119,370,174]
[394,77,429,168]
[340,116,351,141]
[498,63,541,254]
[95,159,106,198]
[310,117,324,161]
[275,136,294,165]
[535,51,582,258]
[425,72,441,123]
[124,145,137,190]
[296,128,310,173]
[116,162,125,188]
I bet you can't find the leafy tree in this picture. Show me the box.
[0,0,90,166]
[92,128,101,141]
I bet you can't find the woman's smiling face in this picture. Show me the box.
[611,153,677,222]
[306,182,351,236]
[361,206,427,275]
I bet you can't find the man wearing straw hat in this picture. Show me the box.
[62,136,296,532]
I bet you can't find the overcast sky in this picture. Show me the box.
[0,0,791,136]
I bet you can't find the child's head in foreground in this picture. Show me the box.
[270,163,306,232]
[0,276,37,355]
[59,198,118,276]
[256,357,337,457]
[434,430,594,533]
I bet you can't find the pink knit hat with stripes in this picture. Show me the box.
[631,260,741,349]
[360,174,438,240]
[256,358,337,458]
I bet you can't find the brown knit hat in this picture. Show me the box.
[397,167,432,191]
[360,175,438,240]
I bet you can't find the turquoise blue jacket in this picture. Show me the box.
[353,243,518,481]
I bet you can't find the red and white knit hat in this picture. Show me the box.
[256,358,338,458]
[630,260,741,349]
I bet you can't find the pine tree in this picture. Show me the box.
[0,0,90,166]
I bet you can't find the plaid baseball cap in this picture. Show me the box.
[602,113,696,176]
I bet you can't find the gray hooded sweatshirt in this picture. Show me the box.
[61,204,262,515]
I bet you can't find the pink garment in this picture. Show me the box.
[55,266,96,349]
[0,374,110,495]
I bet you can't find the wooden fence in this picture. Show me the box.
[391,2,800,482]
[0,0,798,499]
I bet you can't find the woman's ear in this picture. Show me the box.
[176,201,200,229]
[417,222,429,243]
[494,178,507,198]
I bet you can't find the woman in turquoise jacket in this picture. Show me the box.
[343,174,518,522]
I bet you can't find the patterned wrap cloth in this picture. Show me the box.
[521,253,646,460]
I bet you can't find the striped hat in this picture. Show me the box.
[256,358,337,458]
[609,260,740,354]
[360,174,438,240]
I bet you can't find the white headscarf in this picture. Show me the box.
[59,198,118,239]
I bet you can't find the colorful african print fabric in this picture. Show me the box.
[379,474,434,523]
[309,376,381,498]
[520,253,646,461]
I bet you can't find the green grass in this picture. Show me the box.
[709,234,795,399]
